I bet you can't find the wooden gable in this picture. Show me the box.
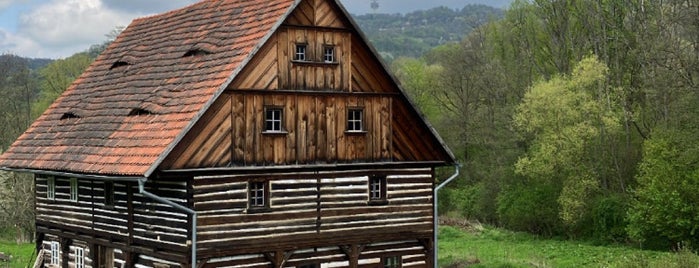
[159,0,454,170]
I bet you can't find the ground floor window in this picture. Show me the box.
[75,247,85,268]
[383,256,401,268]
[50,241,60,266]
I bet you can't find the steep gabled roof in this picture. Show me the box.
[0,0,455,177]
[0,0,298,176]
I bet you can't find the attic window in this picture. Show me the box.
[110,61,131,70]
[60,112,81,120]
[128,108,153,116]
[183,48,211,57]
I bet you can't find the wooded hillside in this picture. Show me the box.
[1,1,698,253]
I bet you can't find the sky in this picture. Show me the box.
[0,0,512,59]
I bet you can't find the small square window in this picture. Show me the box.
[50,241,60,266]
[75,247,85,268]
[265,108,284,133]
[323,46,335,63]
[70,178,78,202]
[104,181,114,207]
[369,175,387,203]
[47,176,55,200]
[383,256,401,268]
[248,181,269,209]
[295,44,307,61]
[347,109,364,132]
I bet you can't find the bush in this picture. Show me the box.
[627,129,699,250]
[496,183,560,235]
[590,194,629,243]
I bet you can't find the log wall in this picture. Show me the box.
[35,176,190,267]
[194,167,434,260]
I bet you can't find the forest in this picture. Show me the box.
[1,0,698,255]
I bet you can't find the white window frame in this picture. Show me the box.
[347,108,364,132]
[75,247,85,268]
[70,177,78,202]
[248,181,268,208]
[264,107,284,133]
[47,176,56,200]
[323,46,335,63]
[50,241,60,266]
[295,44,307,61]
[383,255,401,268]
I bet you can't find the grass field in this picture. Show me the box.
[438,223,699,268]
[0,242,34,268]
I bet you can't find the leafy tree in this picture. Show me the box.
[627,127,699,250]
[513,56,624,235]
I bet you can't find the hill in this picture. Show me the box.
[353,4,504,61]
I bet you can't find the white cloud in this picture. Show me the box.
[18,0,130,50]
[0,29,42,56]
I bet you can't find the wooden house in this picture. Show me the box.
[0,0,455,267]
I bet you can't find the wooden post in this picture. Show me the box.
[340,244,365,268]
[264,250,293,268]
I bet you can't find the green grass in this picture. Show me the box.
[438,224,699,268]
[0,241,34,268]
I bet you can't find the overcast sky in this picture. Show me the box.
[0,0,512,59]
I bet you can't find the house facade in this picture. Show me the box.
[0,0,455,267]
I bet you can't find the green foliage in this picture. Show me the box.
[627,129,699,250]
[513,56,623,234]
[496,183,560,235]
[590,194,629,243]
[354,5,504,61]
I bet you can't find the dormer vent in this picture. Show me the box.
[183,48,212,57]
[60,112,81,120]
[110,61,131,70]
[128,108,154,116]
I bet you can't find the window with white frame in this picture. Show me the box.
[294,44,307,61]
[50,241,60,266]
[47,176,56,200]
[323,46,335,63]
[383,256,401,268]
[369,175,387,203]
[347,108,364,132]
[75,247,85,268]
[248,181,269,209]
[264,107,284,133]
[70,178,78,202]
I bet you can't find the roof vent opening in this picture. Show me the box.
[183,48,212,58]
[60,112,81,120]
[128,108,154,116]
[110,61,131,70]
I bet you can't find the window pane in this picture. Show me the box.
[324,46,335,63]
[47,177,55,200]
[265,108,283,132]
[295,44,306,61]
[70,178,78,202]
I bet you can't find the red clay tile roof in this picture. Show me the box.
[0,0,297,176]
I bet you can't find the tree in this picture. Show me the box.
[513,56,624,235]
[627,128,699,250]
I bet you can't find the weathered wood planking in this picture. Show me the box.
[194,168,433,255]
[164,92,395,169]
[284,0,349,28]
